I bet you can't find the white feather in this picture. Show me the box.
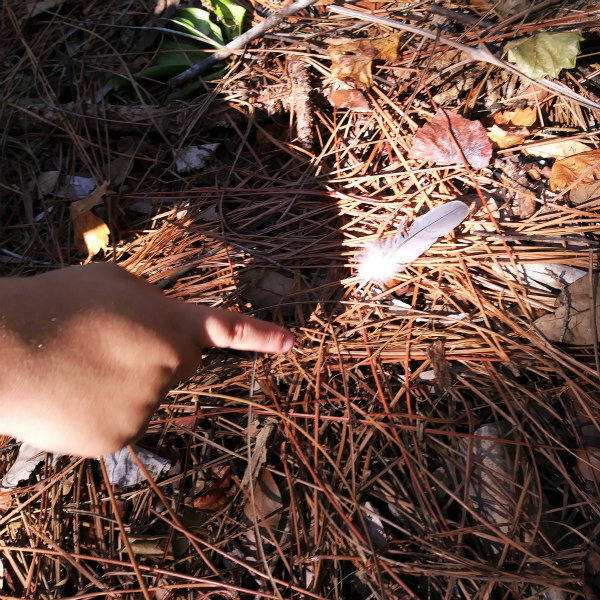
[358,201,469,283]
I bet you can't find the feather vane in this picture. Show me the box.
[358,201,469,283]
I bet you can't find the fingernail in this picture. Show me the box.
[282,334,294,353]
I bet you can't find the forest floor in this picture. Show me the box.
[2,0,600,598]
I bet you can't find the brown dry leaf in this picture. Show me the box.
[26,0,65,17]
[244,469,282,533]
[126,534,171,557]
[570,181,600,205]
[549,148,600,191]
[535,274,600,344]
[576,448,600,483]
[492,106,537,127]
[328,33,400,90]
[240,269,296,313]
[519,83,550,102]
[585,548,600,600]
[241,418,277,489]
[329,89,371,112]
[513,194,537,219]
[493,0,532,18]
[427,340,453,393]
[487,125,528,149]
[411,109,492,168]
[69,181,111,258]
[461,422,535,558]
[193,466,233,512]
[523,139,591,159]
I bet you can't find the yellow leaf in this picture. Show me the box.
[523,139,591,159]
[549,148,600,191]
[504,31,583,80]
[487,124,527,149]
[72,212,110,257]
[69,181,111,258]
[328,33,400,90]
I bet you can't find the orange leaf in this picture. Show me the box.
[193,466,233,512]
[549,148,600,191]
[72,212,110,257]
[329,89,371,112]
[492,106,537,127]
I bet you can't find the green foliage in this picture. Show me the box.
[503,31,583,80]
[212,0,246,38]
[139,8,224,81]
[114,2,245,90]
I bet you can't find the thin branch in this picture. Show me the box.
[170,0,320,87]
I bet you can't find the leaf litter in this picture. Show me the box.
[2,0,600,598]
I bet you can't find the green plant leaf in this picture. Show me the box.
[503,31,583,80]
[114,5,239,89]
[139,37,209,80]
[138,8,224,81]
[171,7,224,47]
[211,0,246,39]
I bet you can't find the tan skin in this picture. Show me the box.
[0,263,294,457]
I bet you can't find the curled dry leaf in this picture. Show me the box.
[518,83,550,103]
[411,109,492,168]
[513,193,537,219]
[535,274,600,345]
[329,89,371,112]
[585,548,600,600]
[193,466,233,512]
[492,262,586,293]
[328,33,400,90]
[244,469,283,542]
[240,269,296,315]
[523,139,591,160]
[493,0,532,18]
[427,339,453,393]
[25,0,66,17]
[487,124,528,149]
[241,418,277,489]
[126,534,171,557]
[576,448,600,484]
[69,181,111,258]
[570,181,600,205]
[549,148,600,191]
[492,106,537,127]
[462,422,535,557]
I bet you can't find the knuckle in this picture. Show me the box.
[228,319,248,345]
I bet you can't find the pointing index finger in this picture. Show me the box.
[198,306,294,353]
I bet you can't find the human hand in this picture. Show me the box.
[0,263,293,457]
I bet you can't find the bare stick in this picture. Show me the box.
[170,0,319,87]
[328,5,600,112]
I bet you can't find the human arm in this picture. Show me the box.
[0,263,293,457]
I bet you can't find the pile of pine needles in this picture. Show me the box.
[2,0,600,598]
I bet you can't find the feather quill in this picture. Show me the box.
[358,201,469,283]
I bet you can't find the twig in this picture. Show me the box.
[170,0,320,87]
[429,5,494,28]
[328,4,600,112]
